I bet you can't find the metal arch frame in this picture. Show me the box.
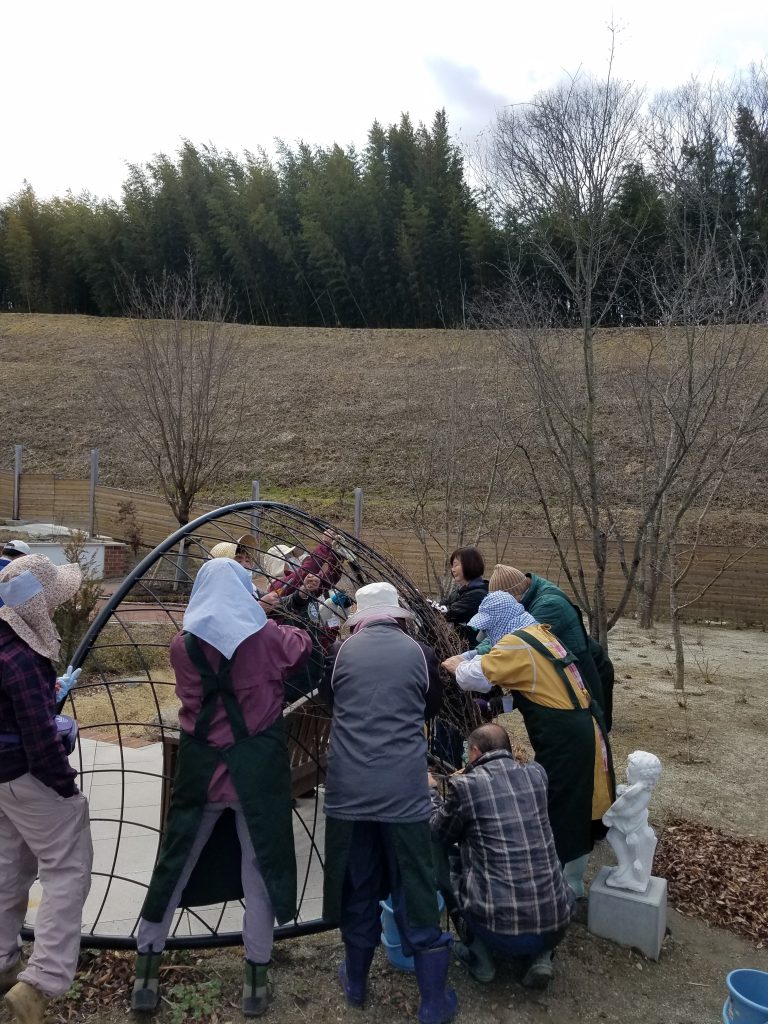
[21,500,445,951]
[70,499,436,674]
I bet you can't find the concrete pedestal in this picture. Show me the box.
[588,866,667,960]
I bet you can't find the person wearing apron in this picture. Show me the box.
[321,582,456,1024]
[442,592,615,908]
[131,558,312,1018]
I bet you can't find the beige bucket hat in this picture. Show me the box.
[0,554,82,661]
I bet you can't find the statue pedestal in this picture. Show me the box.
[588,866,667,960]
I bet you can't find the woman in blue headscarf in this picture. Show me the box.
[131,558,312,1018]
[441,592,614,896]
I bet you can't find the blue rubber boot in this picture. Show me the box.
[339,944,376,1008]
[413,948,458,1024]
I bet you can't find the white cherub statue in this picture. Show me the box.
[602,750,662,893]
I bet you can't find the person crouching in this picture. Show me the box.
[428,724,572,988]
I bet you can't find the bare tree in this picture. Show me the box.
[478,65,651,647]
[626,81,768,685]
[112,263,248,527]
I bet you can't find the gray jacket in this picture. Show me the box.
[323,619,441,823]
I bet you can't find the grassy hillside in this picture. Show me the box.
[1,313,766,536]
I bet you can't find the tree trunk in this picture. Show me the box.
[669,547,685,691]
[638,503,667,629]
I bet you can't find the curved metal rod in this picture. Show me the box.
[23,916,331,951]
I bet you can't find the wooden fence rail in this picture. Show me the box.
[1,470,766,626]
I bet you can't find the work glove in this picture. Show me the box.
[55,665,82,701]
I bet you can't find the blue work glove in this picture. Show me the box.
[56,665,82,701]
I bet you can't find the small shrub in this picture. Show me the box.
[52,532,103,668]
[116,499,144,560]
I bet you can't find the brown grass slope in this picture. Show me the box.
[1,313,767,536]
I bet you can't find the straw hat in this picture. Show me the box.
[209,542,238,560]
[0,554,82,661]
[345,581,414,626]
[488,564,530,600]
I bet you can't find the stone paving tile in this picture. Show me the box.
[86,779,161,811]
[91,833,160,875]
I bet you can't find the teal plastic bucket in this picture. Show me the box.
[723,970,768,1024]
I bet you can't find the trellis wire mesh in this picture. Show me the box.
[24,501,478,949]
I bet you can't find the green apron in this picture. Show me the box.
[323,818,441,930]
[509,629,615,865]
[141,633,297,925]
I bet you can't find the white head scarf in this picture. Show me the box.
[183,558,267,659]
[468,592,538,647]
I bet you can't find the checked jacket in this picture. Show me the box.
[429,748,573,937]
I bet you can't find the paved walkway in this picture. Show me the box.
[25,738,326,941]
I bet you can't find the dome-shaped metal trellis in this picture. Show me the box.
[23,502,477,950]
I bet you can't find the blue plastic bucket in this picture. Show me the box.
[382,935,415,972]
[379,898,401,946]
[379,892,446,970]
[723,970,768,1024]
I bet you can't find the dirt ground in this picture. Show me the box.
[3,314,768,536]
[2,617,766,1024]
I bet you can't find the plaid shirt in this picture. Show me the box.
[0,622,77,797]
[429,750,572,936]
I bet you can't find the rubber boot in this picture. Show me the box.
[0,959,23,994]
[4,981,48,1024]
[521,948,554,990]
[453,936,496,983]
[563,854,590,900]
[413,948,458,1024]
[242,960,273,1018]
[339,944,376,1008]
[131,951,162,1013]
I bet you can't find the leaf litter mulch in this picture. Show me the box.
[655,817,768,946]
[48,950,222,1024]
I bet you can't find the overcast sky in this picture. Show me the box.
[3,0,767,203]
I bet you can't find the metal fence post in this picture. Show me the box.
[12,445,22,521]
[250,480,261,544]
[89,449,99,537]
[354,486,363,539]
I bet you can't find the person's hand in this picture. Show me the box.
[441,655,464,676]
[322,529,337,545]
[55,665,81,699]
[427,771,439,789]
[302,573,322,595]
[259,592,281,613]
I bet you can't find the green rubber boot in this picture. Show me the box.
[131,952,162,1013]
[242,960,273,1018]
